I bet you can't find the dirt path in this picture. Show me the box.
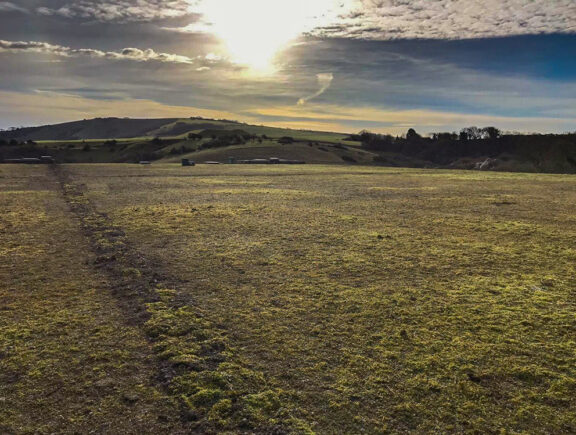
[0,165,187,434]
[47,165,305,434]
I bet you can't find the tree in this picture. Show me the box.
[358,131,396,152]
[460,126,483,141]
[406,128,421,142]
[278,136,295,144]
[483,126,501,140]
[432,132,458,141]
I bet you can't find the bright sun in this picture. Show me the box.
[197,0,341,72]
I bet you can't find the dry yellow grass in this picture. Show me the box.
[0,165,183,433]
[76,164,576,433]
[2,163,576,433]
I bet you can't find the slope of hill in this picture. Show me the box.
[0,118,182,141]
[163,142,378,165]
[2,117,576,173]
[0,117,356,144]
[0,117,365,165]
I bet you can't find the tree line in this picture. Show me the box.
[348,127,576,169]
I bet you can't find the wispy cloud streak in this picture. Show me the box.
[298,73,334,105]
[0,40,196,64]
[0,1,28,13]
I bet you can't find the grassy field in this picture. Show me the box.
[163,142,377,165]
[0,165,185,433]
[2,163,576,433]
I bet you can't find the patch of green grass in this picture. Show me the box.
[71,163,576,433]
[159,141,376,165]
[45,165,313,433]
[4,163,576,433]
[145,288,312,432]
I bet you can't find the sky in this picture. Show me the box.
[0,0,575,135]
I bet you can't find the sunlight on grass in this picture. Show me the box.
[68,164,576,433]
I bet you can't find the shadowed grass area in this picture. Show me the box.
[62,164,576,434]
[0,165,183,433]
[161,142,375,165]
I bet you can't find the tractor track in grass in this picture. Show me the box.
[49,165,197,428]
[49,164,309,435]
[50,164,176,328]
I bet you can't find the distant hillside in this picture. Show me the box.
[0,117,355,142]
[0,118,181,141]
[0,117,365,165]
[2,118,576,173]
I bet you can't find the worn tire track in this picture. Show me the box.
[50,164,207,431]
[49,165,308,434]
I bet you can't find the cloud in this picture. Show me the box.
[9,0,574,44]
[313,0,576,40]
[109,0,576,41]
[0,2,28,13]
[35,0,193,22]
[0,40,196,64]
[250,103,576,135]
[298,73,334,105]
[19,1,576,42]
[1,87,574,135]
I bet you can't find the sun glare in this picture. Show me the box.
[197,0,341,72]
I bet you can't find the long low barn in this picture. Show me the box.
[3,156,55,164]
[238,158,305,165]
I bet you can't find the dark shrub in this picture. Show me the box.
[278,136,295,144]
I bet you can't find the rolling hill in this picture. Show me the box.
[0,117,368,165]
[2,117,576,173]
[0,117,352,143]
[0,118,183,141]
